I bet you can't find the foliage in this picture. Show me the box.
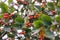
[0,2,9,13]
[8,0,13,4]
[0,14,3,19]
[15,15,24,26]
[8,7,15,13]
[38,14,52,26]
[8,32,15,38]
[47,2,55,10]
[33,20,43,29]
[56,15,60,24]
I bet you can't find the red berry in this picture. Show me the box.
[20,31,26,34]
[34,15,37,19]
[0,29,2,32]
[4,13,9,19]
[1,22,4,25]
[9,14,14,18]
[28,23,32,26]
[26,22,29,26]
[10,14,14,17]
[0,20,2,24]
[52,10,56,15]
[0,20,4,25]
[5,23,10,26]
[36,14,40,18]
[18,0,22,2]
[17,0,23,4]
[24,1,28,5]
[26,22,32,27]
[29,15,33,19]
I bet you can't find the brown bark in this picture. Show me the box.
[39,26,45,40]
[26,37,30,40]
[11,38,15,40]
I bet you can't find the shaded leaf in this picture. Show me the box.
[8,7,15,13]
[15,16,24,26]
[39,14,52,22]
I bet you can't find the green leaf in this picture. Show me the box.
[0,2,9,13]
[47,2,55,10]
[15,16,24,23]
[38,14,52,26]
[33,20,43,29]
[15,16,24,26]
[57,11,60,14]
[22,28,31,33]
[56,15,60,23]
[8,32,15,38]
[8,7,15,13]
[35,6,42,12]
[29,4,36,10]
[0,14,3,19]
[22,28,31,37]
[58,0,60,2]
[55,36,60,40]
[57,2,60,8]
[39,14,52,22]
[8,0,13,4]
[46,29,53,37]
[47,2,55,8]
[51,25,57,29]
